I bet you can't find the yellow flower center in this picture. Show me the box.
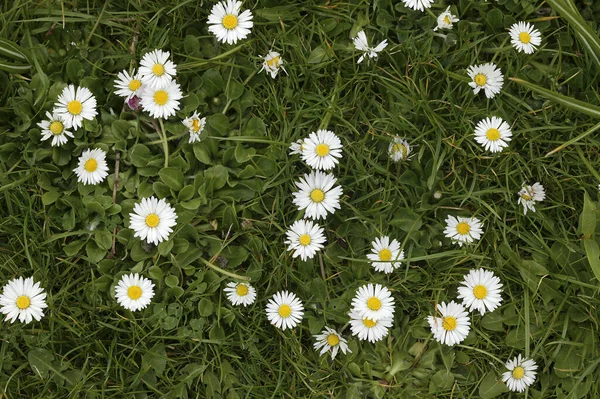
[128,79,142,91]
[145,213,160,227]
[222,14,239,30]
[278,304,291,318]
[84,158,98,172]
[16,295,30,309]
[367,297,382,311]
[326,334,340,346]
[67,100,83,115]
[378,249,392,261]
[512,366,525,379]
[315,143,330,157]
[235,284,248,296]
[310,189,325,203]
[391,143,408,159]
[486,128,501,141]
[456,222,471,235]
[127,286,142,300]
[363,318,377,328]
[442,316,457,331]
[443,15,451,24]
[474,73,487,87]
[521,193,533,201]
[298,234,311,246]
[473,285,488,299]
[267,56,281,69]
[50,121,64,135]
[152,64,165,76]
[519,32,531,44]
[191,118,201,132]
[154,90,169,105]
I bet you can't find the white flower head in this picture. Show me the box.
[402,0,434,12]
[260,51,286,79]
[138,49,177,89]
[313,327,351,360]
[350,283,395,321]
[289,139,306,155]
[474,116,512,153]
[0,277,47,324]
[37,111,74,147]
[457,269,503,315]
[285,219,326,261]
[388,137,412,162]
[434,6,459,31]
[301,130,343,170]
[182,111,207,143]
[427,301,470,346]
[265,290,304,330]
[115,273,155,311]
[509,22,542,54]
[207,0,253,45]
[443,215,484,247]
[114,69,144,100]
[292,170,343,220]
[467,63,504,99]
[518,182,546,215]
[502,354,538,392]
[129,196,178,245]
[224,281,256,307]
[73,148,109,185]
[353,30,388,64]
[348,309,392,343]
[54,85,97,130]
[140,79,183,119]
[367,236,404,274]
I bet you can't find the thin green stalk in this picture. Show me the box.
[158,118,169,168]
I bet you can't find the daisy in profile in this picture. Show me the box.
[114,273,155,311]
[389,137,412,162]
[427,301,470,346]
[434,6,459,31]
[224,281,256,307]
[37,111,73,147]
[353,30,388,64]
[313,327,351,360]
[265,291,304,330]
[140,79,183,119]
[260,51,286,78]
[467,63,504,99]
[207,0,253,45]
[402,0,434,12]
[474,116,512,153]
[129,196,178,245]
[350,283,395,321]
[301,130,343,170]
[367,236,404,274]
[73,148,109,185]
[289,139,306,155]
[292,171,343,220]
[348,309,392,343]
[0,276,47,324]
[114,69,143,100]
[138,49,177,89]
[509,22,542,54]
[182,111,207,143]
[502,354,538,392]
[54,85,97,129]
[443,215,484,247]
[518,182,546,215]
[285,219,326,261]
[457,269,503,315]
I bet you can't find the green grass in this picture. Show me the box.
[1,0,600,397]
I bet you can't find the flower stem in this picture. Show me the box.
[158,118,169,168]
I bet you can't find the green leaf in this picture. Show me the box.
[486,8,503,29]
[64,240,86,257]
[129,144,153,168]
[142,343,167,376]
[244,116,266,136]
[579,192,597,237]
[165,275,179,288]
[208,114,230,136]
[31,72,49,106]
[28,348,55,379]
[0,37,29,61]
[66,59,83,82]
[198,298,214,316]
[202,68,224,97]
[307,45,331,64]
[205,165,229,190]
[159,167,184,191]
[478,372,509,398]
[42,191,60,205]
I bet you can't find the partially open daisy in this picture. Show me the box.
[182,111,207,143]
[0,277,47,324]
[313,327,351,360]
[115,273,155,311]
[37,111,73,147]
[509,22,542,54]
[427,301,470,346]
[474,116,512,153]
[388,137,412,162]
[301,130,343,171]
[289,139,306,155]
[114,69,143,100]
[518,182,546,215]
[348,309,392,343]
[207,0,253,45]
[434,6,459,31]
[285,219,326,261]
[443,215,484,247]
[140,79,182,119]
[353,30,388,64]
[292,171,343,220]
[265,291,304,330]
[260,51,286,79]
[54,85,97,130]
[138,49,177,89]
[73,148,109,185]
[402,0,434,12]
[224,281,256,307]
[502,354,538,392]
[467,63,504,99]
[367,236,404,274]
[350,283,395,321]
[129,196,178,245]
[457,269,503,315]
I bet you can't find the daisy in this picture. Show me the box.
[114,273,155,311]
[443,215,484,247]
[129,196,178,245]
[388,137,412,162]
[509,22,542,54]
[224,281,256,307]
[467,63,504,99]
[54,85,97,129]
[37,111,74,147]
[518,182,546,215]
[350,283,395,321]
[502,354,538,392]
[260,51,286,78]
[353,30,388,64]
[313,327,351,360]
[265,291,304,330]
[457,269,503,315]
[291,171,343,220]
[182,111,207,143]
[114,69,143,100]
[285,219,326,261]
[434,6,459,31]
[73,148,109,185]
[348,309,392,343]
[367,236,404,274]
[402,0,434,12]
[474,116,512,153]
[289,139,305,155]
[140,79,183,119]
[207,0,254,45]
[138,49,177,89]
[0,277,47,324]
[427,301,470,346]
[301,130,343,170]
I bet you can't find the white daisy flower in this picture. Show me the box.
[207,0,253,45]
[388,137,412,162]
[114,273,155,311]
[457,269,503,315]
[37,111,74,147]
[0,277,47,324]
[285,219,326,261]
[114,69,143,100]
[140,79,183,119]
[129,196,178,245]
[224,281,256,307]
[301,130,343,170]
[352,30,388,64]
[518,182,546,215]
[350,283,395,321]
[138,49,177,89]
[291,171,343,220]
[265,291,304,330]
[289,139,306,155]
[73,148,109,185]
[313,327,351,360]
[427,301,470,346]
[348,309,392,343]
[260,51,286,79]
[467,63,504,99]
[434,7,459,31]
[367,236,404,274]
[509,22,542,54]
[182,111,207,143]
[474,116,512,153]
[54,85,97,130]
[443,215,484,247]
[502,354,538,392]
[402,0,434,12]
